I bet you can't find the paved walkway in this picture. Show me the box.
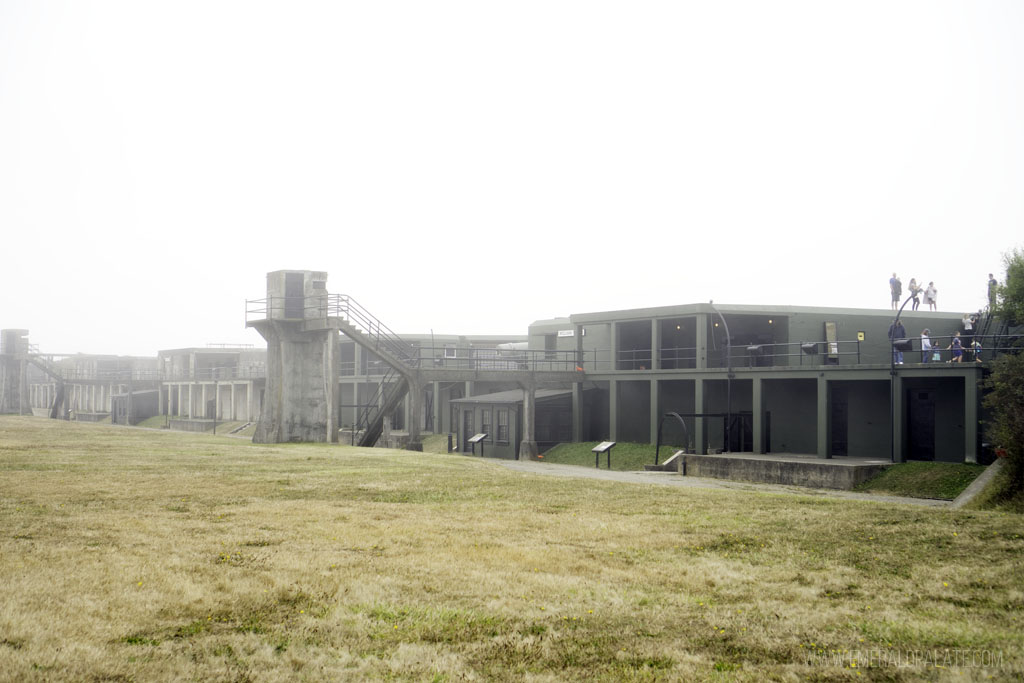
[489,459,952,507]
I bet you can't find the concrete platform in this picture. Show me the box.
[682,452,891,490]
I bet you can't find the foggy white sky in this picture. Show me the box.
[1,1,1022,356]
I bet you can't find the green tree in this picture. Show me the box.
[980,247,1024,510]
[994,246,1024,325]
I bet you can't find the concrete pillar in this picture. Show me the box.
[610,322,619,372]
[652,319,661,370]
[891,374,905,463]
[608,379,618,441]
[572,381,583,442]
[432,381,442,435]
[817,374,829,458]
[753,377,766,454]
[694,379,706,454]
[964,374,978,464]
[696,314,709,370]
[520,384,538,459]
[407,377,423,451]
[575,323,585,372]
[252,323,340,444]
[649,379,659,444]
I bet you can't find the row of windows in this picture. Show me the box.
[454,406,510,444]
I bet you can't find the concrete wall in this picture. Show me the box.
[253,325,338,443]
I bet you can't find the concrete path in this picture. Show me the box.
[489,459,952,508]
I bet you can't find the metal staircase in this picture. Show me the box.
[26,355,67,419]
[355,367,410,448]
[322,295,419,447]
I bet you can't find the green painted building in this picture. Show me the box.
[526,303,990,463]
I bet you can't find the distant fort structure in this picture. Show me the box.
[3,269,1017,488]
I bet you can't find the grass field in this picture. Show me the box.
[1,416,1022,681]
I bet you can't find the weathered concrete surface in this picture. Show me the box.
[252,320,339,444]
[683,452,890,490]
[950,458,1007,509]
[644,450,685,472]
[489,459,947,507]
[169,418,214,433]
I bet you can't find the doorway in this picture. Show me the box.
[831,385,848,456]
[908,388,936,461]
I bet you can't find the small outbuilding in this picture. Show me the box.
[450,388,577,459]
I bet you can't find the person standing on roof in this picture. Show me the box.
[909,278,921,311]
[890,273,902,310]
[924,281,938,311]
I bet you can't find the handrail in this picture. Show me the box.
[321,294,417,366]
[355,364,408,443]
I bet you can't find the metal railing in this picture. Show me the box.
[415,346,584,373]
[26,363,267,382]
[889,332,1021,364]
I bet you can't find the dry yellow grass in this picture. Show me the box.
[1,416,1022,681]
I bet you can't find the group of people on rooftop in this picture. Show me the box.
[889,273,938,311]
[887,317,982,365]
[885,271,998,365]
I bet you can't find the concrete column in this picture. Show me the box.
[608,379,618,441]
[610,322,619,372]
[891,374,905,463]
[696,314,709,370]
[325,330,338,443]
[817,374,829,458]
[408,378,424,451]
[694,379,706,454]
[964,374,978,464]
[649,379,659,444]
[432,381,442,435]
[519,384,537,459]
[187,384,194,419]
[464,381,474,398]
[652,319,661,370]
[572,381,583,442]
[575,323,585,371]
[753,377,766,454]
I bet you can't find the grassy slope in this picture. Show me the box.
[1,416,1022,681]
[540,441,666,471]
[855,462,987,500]
[966,457,1024,513]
